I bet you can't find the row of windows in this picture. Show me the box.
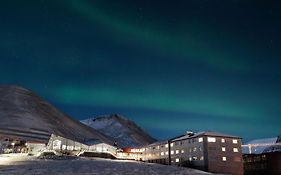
[221,147,239,152]
[146,138,239,151]
[221,156,241,162]
[160,149,185,156]
[207,137,238,144]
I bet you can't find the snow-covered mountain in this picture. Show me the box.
[0,85,111,144]
[81,114,157,148]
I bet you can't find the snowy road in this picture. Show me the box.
[0,154,212,175]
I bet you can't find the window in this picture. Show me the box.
[193,147,197,152]
[171,150,174,155]
[176,150,179,154]
[165,144,168,148]
[198,137,203,142]
[175,158,180,162]
[53,140,61,150]
[233,139,238,144]
[233,148,238,152]
[222,147,226,152]
[200,156,204,160]
[170,143,174,147]
[221,138,225,143]
[222,157,227,161]
[181,150,185,153]
[165,151,168,155]
[207,137,216,142]
[161,152,164,156]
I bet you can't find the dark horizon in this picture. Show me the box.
[1,0,281,143]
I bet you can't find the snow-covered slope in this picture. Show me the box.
[0,85,111,144]
[0,155,213,175]
[81,114,156,148]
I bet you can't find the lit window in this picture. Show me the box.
[233,148,238,152]
[221,138,225,143]
[170,143,174,147]
[233,139,238,144]
[175,158,180,162]
[222,157,227,161]
[176,150,179,154]
[53,140,61,150]
[171,150,174,155]
[200,156,204,160]
[198,137,203,142]
[161,152,164,156]
[189,157,192,161]
[207,137,216,142]
[181,150,185,153]
[165,151,168,155]
[165,144,168,148]
[222,147,226,152]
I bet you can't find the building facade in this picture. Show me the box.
[243,152,281,175]
[142,131,243,175]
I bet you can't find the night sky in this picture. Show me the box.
[1,0,281,142]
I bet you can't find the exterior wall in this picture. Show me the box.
[243,152,281,175]
[140,134,243,175]
[47,135,87,151]
[143,142,169,164]
[89,143,117,155]
[170,138,205,170]
[207,136,243,175]
[47,135,117,157]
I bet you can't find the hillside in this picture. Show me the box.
[0,85,111,144]
[81,114,156,147]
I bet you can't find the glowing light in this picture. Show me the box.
[207,137,216,142]
[232,139,238,144]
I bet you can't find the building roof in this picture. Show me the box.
[172,131,241,142]
[145,140,168,147]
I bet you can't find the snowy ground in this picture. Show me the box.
[0,154,213,175]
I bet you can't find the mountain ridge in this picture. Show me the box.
[0,85,111,144]
[81,114,157,148]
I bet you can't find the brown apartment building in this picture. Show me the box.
[142,131,243,175]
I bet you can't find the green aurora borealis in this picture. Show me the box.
[1,0,281,141]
